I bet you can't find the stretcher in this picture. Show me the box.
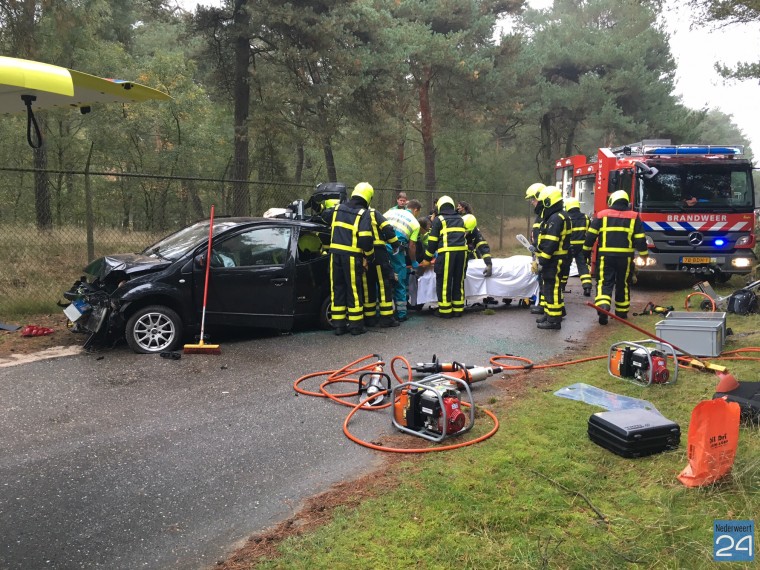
[410,256,540,306]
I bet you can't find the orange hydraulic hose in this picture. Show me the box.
[684,291,716,312]
[295,354,500,453]
[489,354,607,370]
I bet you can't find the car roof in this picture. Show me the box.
[202,216,328,232]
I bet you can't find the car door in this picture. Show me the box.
[197,225,296,329]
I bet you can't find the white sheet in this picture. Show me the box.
[410,255,540,306]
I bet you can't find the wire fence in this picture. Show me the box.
[0,168,532,315]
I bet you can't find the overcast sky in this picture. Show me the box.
[180,0,760,161]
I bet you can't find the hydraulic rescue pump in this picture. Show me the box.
[608,340,678,386]
[393,364,501,442]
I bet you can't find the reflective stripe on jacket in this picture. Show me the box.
[583,207,648,257]
[370,209,399,247]
[384,208,420,242]
[567,209,590,248]
[466,226,492,261]
[536,206,571,262]
[425,212,467,258]
[329,202,374,256]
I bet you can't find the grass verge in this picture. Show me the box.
[224,285,760,570]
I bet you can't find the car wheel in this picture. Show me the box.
[319,296,333,330]
[125,305,183,354]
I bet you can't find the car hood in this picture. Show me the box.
[84,254,173,283]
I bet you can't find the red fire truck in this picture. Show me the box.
[554,140,757,281]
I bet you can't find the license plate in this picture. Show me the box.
[681,256,712,264]
[63,303,83,322]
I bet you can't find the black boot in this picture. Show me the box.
[536,315,547,323]
[537,317,561,330]
[583,286,591,297]
[378,317,400,328]
[530,305,544,315]
[349,325,367,336]
[334,325,348,336]
[598,312,608,325]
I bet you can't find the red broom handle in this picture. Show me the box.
[199,205,215,339]
[586,301,704,363]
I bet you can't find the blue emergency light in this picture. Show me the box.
[714,238,726,247]
[645,145,742,156]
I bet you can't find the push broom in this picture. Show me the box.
[184,205,221,355]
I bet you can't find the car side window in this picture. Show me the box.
[223,227,292,267]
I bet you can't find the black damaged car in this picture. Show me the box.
[62,217,332,353]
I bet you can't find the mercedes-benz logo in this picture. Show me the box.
[688,231,704,246]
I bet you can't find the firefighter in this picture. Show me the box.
[462,213,493,277]
[315,198,341,226]
[583,190,649,325]
[384,199,422,321]
[329,182,376,336]
[525,182,546,315]
[363,206,400,327]
[424,196,468,318]
[534,185,571,330]
[562,197,592,296]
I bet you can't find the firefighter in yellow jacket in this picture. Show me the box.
[424,196,468,318]
[583,190,649,325]
[363,206,400,327]
[329,182,376,336]
[525,182,546,315]
[534,186,571,330]
[562,197,592,296]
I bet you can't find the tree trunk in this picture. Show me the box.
[563,121,577,158]
[294,143,304,184]
[393,138,405,192]
[231,0,251,216]
[418,66,436,193]
[323,137,337,182]
[188,179,204,221]
[84,143,95,262]
[538,113,554,184]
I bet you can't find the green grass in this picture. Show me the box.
[250,288,760,569]
[0,224,163,316]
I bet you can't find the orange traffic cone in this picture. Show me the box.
[715,370,740,393]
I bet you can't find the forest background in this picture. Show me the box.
[0,0,758,312]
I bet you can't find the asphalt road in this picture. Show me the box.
[0,288,636,569]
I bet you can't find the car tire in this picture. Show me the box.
[319,296,333,330]
[125,305,183,354]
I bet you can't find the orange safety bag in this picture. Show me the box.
[678,398,741,488]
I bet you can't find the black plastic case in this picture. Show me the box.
[587,409,680,458]
[714,382,760,423]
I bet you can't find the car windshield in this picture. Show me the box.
[640,163,754,212]
[141,220,242,261]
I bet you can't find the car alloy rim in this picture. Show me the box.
[133,311,176,352]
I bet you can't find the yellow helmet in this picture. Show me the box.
[436,195,455,212]
[298,232,322,253]
[352,182,374,204]
[608,190,629,206]
[538,185,562,208]
[564,197,580,210]
[323,198,340,209]
[525,183,546,201]
[462,213,477,233]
